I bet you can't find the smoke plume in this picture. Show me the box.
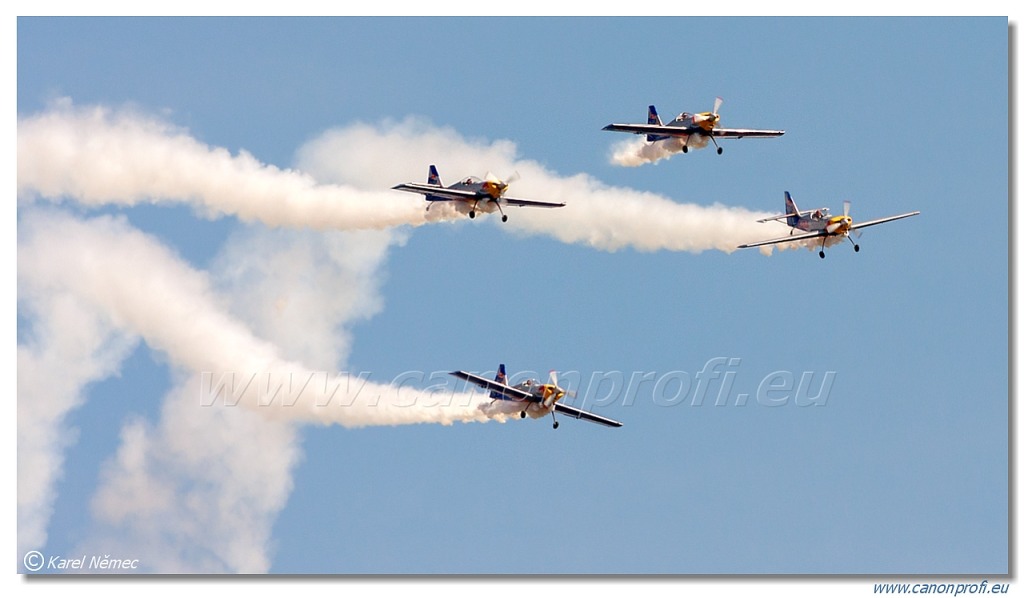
[297,118,785,254]
[19,101,793,254]
[17,209,507,570]
[16,99,435,230]
[16,99,804,571]
[609,136,710,167]
[18,210,499,427]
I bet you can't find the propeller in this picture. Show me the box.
[842,200,863,237]
[703,97,725,153]
[821,200,862,241]
[482,171,519,197]
[546,370,577,401]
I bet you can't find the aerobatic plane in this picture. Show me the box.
[392,165,564,222]
[602,97,784,154]
[450,364,622,429]
[738,191,920,258]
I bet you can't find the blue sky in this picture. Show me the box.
[14,14,1009,587]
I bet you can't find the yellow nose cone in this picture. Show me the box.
[696,114,718,132]
[483,182,505,199]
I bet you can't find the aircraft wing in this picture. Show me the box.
[393,184,564,209]
[848,211,921,231]
[449,370,535,402]
[737,229,827,249]
[502,197,566,209]
[553,402,623,428]
[602,123,694,137]
[391,183,480,200]
[710,128,785,138]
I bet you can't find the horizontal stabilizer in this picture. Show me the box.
[756,211,812,223]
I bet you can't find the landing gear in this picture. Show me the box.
[501,214,508,222]
[681,146,688,154]
[520,411,527,419]
[819,236,827,259]
[550,412,560,430]
[468,210,476,219]
[819,251,826,259]
[847,236,860,253]
[710,136,722,155]
[552,421,559,430]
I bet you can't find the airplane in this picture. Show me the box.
[738,191,920,259]
[392,165,565,222]
[450,364,622,429]
[602,97,785,155]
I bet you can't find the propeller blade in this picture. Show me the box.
[484,171,501,184]
[548,370,558,387]
[843,200,851,218]
[506,171,521,185]
[713,96,723,116]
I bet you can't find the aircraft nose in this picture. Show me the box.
[493,182,508,196]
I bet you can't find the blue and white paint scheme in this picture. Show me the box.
[451,364,622,430]
[392,165,565,222]
[603,97,785,155]
[739,191,920,259]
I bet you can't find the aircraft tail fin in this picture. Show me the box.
[647,105,662,126]
[489,364,509,400]
[785,191,801,227]
[420,165,450,204]
[646,105,668,142]
[428,165,442,187]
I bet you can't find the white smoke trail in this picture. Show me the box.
[208,226,399,370]
[16,99,442,230]
[18,209,500,427]
[609,136,709,167]
[18,102,795,254]
[17,292,138,557]
[81,384,301,573]
[78,370,516,572]
[298,119,787,254]
[16,102,798,571]
[17,209,511,570]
